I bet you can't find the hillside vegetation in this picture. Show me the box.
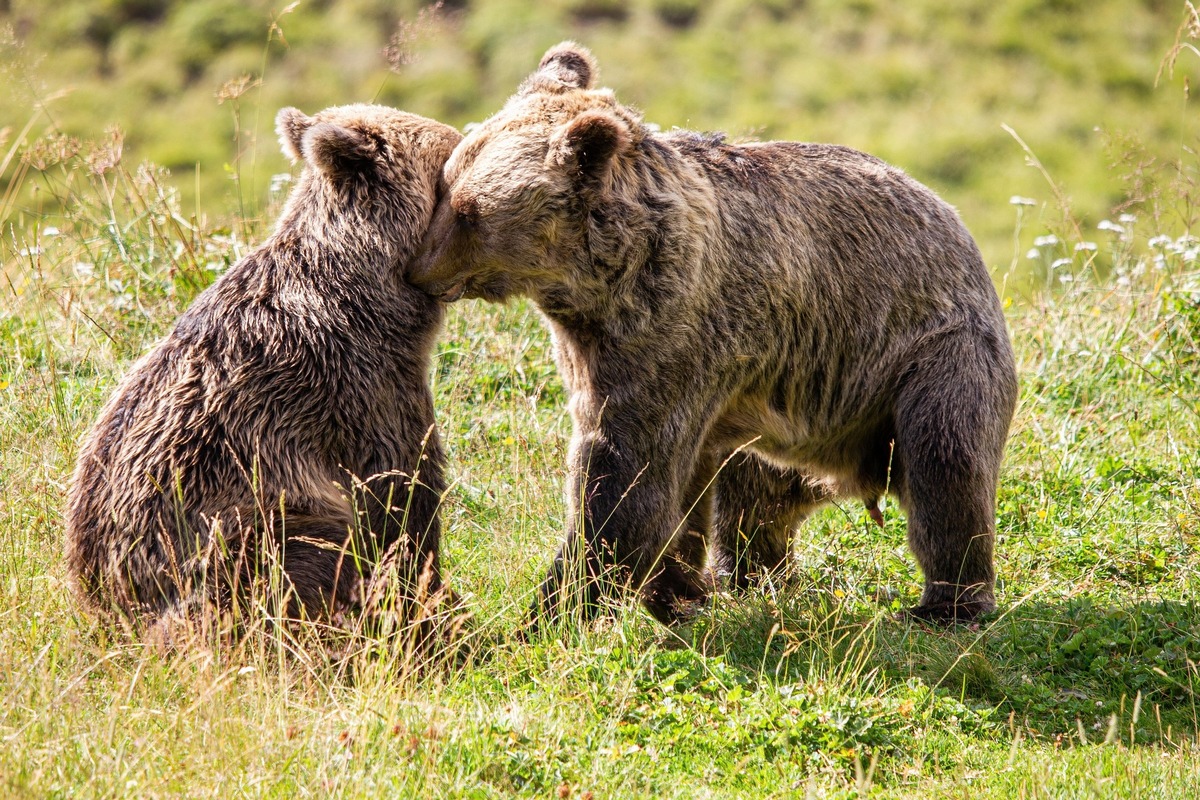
[2,1,1200,798]
[2,0,1199,276]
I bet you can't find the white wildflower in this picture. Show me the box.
[1009,195,1037,206]
[1074,241,1098,252]
[1026,248,1041,260]
[1034,234,1059,247]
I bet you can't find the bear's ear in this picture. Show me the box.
[301,122,379,179]
[548,110,631,179]
[276,107,312,162]
[522,41,597,94]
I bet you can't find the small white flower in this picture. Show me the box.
[42,226,60,236]
[1118,213,1136,224]
[1026,248,1041,260]
[269,173,292,193]
[1116,275,1131,288]
[1009,195,1037,206]
[1059,274,1075,283]
[1051,258,1072,269]
[1097,220,1124,234]
[73,261,95,278]
[1034,234,1059,247]
[18,246,42,257]
[1074,241,1098,252]
[1148,235,1172,248]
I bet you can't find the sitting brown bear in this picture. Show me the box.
[409,43,1018,627]
[65,105,461,642]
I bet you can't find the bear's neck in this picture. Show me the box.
[536,139,716,340]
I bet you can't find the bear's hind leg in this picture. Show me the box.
[893,330,1017,623]
[713,452,832,590]
[274,515,362,623]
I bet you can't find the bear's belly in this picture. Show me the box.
[709,393,817,463]
[707,392,892,499]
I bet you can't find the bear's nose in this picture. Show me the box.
[439,281,467,303]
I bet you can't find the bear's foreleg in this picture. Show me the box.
[638,449,720,623]
[355,464,446,609]
[532,418,706,628]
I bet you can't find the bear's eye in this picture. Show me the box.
[453,196,481,228]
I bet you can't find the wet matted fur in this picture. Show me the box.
[66,105,462,643]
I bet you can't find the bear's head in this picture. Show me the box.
[407,43,650,309]
[275,104,462,269]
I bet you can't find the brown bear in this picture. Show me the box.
[65,104,462,642]
[408,43,1019,627]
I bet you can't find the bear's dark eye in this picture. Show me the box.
[456,209,478,230]
[454,195,481,228]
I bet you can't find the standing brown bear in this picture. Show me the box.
[66,105,461,642]
[409,43,1018,627]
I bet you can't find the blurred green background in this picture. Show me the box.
[2,0,1198,276]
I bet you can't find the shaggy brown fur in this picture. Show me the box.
[65,105,461,641]
[409,43,1018,626]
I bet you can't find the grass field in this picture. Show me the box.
[3,2,1200,798]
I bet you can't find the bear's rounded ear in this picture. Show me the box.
[522,41,597,94]
[276,107,312,162]
[301,122,379,179]
[547,109,630,179]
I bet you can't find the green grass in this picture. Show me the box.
[4,250,1199,796]
[4,3,1200,797]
